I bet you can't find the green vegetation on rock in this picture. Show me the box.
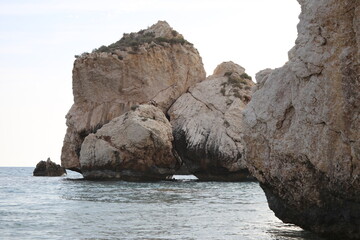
[240,72,252,81]
[92,30,192,54]
[219,71,253,98]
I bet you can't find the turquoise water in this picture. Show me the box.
[0,167,324,240]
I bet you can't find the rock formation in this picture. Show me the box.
[33,158,66,176]
[61,21,206,172]
[79,104,180,180]
[168,62,255,181]
[243,0,360,238]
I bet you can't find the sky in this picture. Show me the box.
[0,0,300,167]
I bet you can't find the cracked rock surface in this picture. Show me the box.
[168,62,255,181]
[79,104,180,180]
[243,0,360,238]
[61,21,206,172]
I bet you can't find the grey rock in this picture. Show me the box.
[79,104,180,181]
[61,21,206,172]
[243,0,360,238]
[169,62,255,181]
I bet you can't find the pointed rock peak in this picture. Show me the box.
[145,20,183,39]
[212,61,252,82]
[213,61,245,76]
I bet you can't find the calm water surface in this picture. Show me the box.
[0,167,325,240]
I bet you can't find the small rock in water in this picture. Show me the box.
[33,158,66,176]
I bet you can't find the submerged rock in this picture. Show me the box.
[79,104,180,181]
[243,0,360,238]
[61,20,206,172]
[33,158,66,176]
[168,62,255,181]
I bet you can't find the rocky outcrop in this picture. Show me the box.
[79,104,180,180]
[61,21,206,172]
[243,0,360,238]
[33,158,66,176]
[168,62,255,181]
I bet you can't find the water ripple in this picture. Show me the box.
[0,168,325,240]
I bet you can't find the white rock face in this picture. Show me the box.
[79,104,180,180]
[168,62,255,181]
[243,0,360,238]
[61,21,206,171]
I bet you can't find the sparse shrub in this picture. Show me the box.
[227,76,239,85]
[130,41,138,47]
[171,30,178,37]
[240,72,252,80]
[75,52,90,58]
[155,37,168,43]
[93,29,192,53]
[118,55,123,60]
[97,45,110,52]
[245,85,251,90]
[169,38,186,44]
[228,75,243,89]
[233,89,242,99]
[240,79,248,85]
[131,105,139,111]
[234,92,242,99]
[223,120,230,128]
[224,71,233,77]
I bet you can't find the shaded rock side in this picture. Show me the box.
[243,0,360,238]
[168,61,255,181]
[33,158,66,176]
[61,21,206,172]
[79,104,181,181]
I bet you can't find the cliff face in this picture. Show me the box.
[169,62,255,181]
[243,0,360,238]
[61,21,206,171]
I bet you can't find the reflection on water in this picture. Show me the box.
[0,168,325,240]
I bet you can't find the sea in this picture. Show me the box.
[0,167,326,240]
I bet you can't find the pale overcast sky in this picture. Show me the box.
[0,0,300,167]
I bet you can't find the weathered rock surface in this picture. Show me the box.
[79,104,180,180]
[243,0,360,238]
[61,21,206,172]
[169,62,255,181]
[33,158,66,176]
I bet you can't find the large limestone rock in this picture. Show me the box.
[243,0,360,238]
[62,21,206,172]
[169,62,255,181]
[33,158,66,177]
[79,104,180,180]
